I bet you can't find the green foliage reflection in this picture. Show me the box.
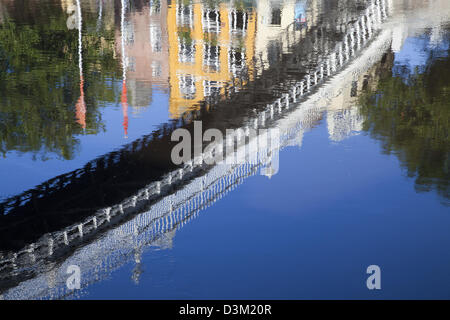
[359,46,450,204]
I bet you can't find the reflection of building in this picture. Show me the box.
[327,49,395,141]
[255,0,298,71]
[115,1,169,115]
[254,0,321,74]
[389,0,450,51]
[327,107,363,142]
[167,1,256,118]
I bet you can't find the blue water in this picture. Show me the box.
[0,87,170,198]
[79,116,449,299]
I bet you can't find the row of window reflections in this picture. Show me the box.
[178,77,222,100]
[176,6,249,33]
[178,44,246,74]
[122,21,163,54]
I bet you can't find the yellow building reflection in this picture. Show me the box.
[167,1,256,118]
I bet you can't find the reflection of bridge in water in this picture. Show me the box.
[0,0,392,299]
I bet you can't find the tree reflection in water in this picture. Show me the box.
[359,34,450,205]
[0,3,120,160]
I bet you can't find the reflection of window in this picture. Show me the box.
[152,61,162,77]
[203,80,221,97]
[178,38,196,63]
[271,8,281,25]
[350,81,358,97]
[229,48,245,76]
[176,4,193,27]
[125,21,135,45]
[150,24,162,52]
[202,9,221,33]
[267,40,281,66]
[362,76,369,91]
[229,10,247,32]
[128,57,136,72]
[203,44,220,72]
[179,75,196,100]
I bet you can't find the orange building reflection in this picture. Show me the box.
[167,1,256,118]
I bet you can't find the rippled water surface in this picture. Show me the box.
[0,0,449,299]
